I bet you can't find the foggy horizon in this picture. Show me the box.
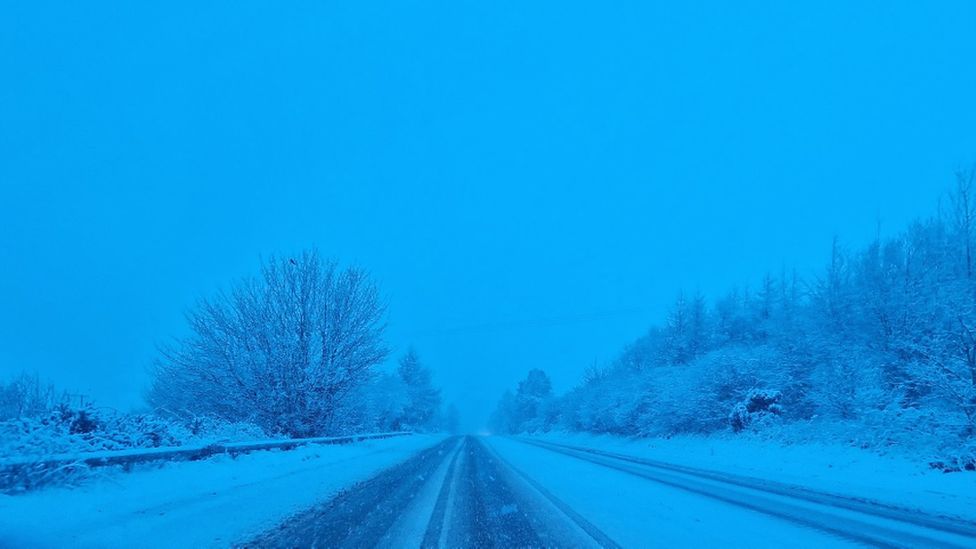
[5,3,976,547]
[4,2,976,432]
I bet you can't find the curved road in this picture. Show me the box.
[245,436,976,548]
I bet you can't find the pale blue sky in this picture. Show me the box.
[2,1,975,429]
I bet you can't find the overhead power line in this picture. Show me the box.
[399,306,656,338]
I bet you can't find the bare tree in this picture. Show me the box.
[951,166,976,278]
[957,318,976,427]
[149,251,388,436]
[0,372,62,420]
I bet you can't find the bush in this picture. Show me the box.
[929,441,976,474]
[729,389,783,433]
[0,406,271,460]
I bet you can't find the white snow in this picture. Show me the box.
[378,437,463,546]
[484,436,862,548]
[519,431,976,523]
[0,430,411,468]
[0,434,446,548]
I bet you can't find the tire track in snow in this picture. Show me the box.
[245,437,460,548]
[517,437,976,549]
[249,435,622,548]
[477,438,622,549]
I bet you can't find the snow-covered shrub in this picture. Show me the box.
[551,346,795,438]
[0,405,273,461]
[929,441,976,474]
[729,389,783,433]
[0,404,278,492]
[180,416,267,442]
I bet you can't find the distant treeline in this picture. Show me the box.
[491,169,976,467]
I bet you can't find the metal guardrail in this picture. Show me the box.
[0,431,413,491]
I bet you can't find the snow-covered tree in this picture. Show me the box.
[488,390,517,434]
[661,293,711,364]
[489,369,555,433]
[395,348,442,431]
[444,403,461,434]
[148,250,389,437]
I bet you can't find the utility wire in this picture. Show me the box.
[398,306,655,338]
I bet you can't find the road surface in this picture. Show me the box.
[244,436,976,548]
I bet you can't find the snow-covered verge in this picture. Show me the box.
[0,411,268,458]
[0,431,412,493]
[0,407,275,492]
[0,433,446,548]
[485,436,864,548]
[522,431,976,524]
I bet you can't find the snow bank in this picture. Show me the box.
[0,434,446,548]
[525,431,976,524]
[486,436,860,548]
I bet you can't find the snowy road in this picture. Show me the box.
[248,436,613,548]
[5,434,976,547]
[248,435,976,548]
